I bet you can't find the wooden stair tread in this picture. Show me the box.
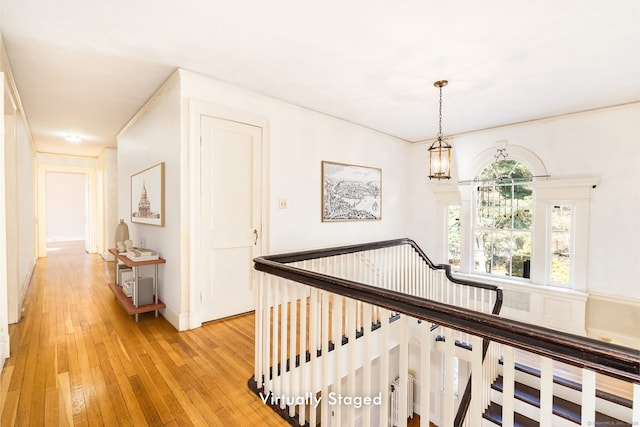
[483,402,538,427]
[505,360,634,409]
[492,375,626,425]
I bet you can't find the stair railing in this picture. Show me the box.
[253,238,639,427]
[253,238,502,425]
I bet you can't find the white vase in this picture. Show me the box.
[115,219,129,247]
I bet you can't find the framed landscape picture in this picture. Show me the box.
[322,161,381,222]
[131,162,165,226]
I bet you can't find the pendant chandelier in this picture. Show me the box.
[428,80,452,180]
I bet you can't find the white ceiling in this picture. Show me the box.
[1,0,639,157]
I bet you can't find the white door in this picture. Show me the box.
[200,116,262,322]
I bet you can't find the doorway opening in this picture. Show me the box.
[45,171,88,255]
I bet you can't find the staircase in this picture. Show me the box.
[252,238,640,427]
[482,362,632,426]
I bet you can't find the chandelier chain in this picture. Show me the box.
[437,85,443,139]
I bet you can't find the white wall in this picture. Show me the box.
[1,38,38,367]
[98,148,118,260]
[0,71,9,366]
[119,69,638,337]
[45,171,86,242]
[16,112,35,305]
[181,70,412,253]
[117,76,181,325]
[409,103,640,300]
[118,70,412,330]
[408,103,640,346]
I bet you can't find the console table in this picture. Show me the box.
[108,248,166,321]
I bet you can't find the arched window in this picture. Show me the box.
[438,143,595,291]
[473,157,533,279]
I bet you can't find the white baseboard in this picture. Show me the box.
[19,258,37,306]
[159,303,191,332]
[0,331,9,369]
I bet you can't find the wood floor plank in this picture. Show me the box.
[0,364,13,413]
[1,244,288,426]
[57,372,74,427]
[0,389,18,426]
[44,388,59,426]
[88,365,117,426]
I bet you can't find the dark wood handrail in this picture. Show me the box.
[254,239,640,383]
[259,237,501,292]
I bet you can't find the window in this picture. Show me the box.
[447,205,461,271]
[474,160,533,279]
[550,205,572,285]
[433,143,594,291]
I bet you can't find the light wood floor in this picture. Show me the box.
[0,245,289,426]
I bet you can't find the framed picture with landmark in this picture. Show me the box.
[322,161,381,222]
[131,162,165,226]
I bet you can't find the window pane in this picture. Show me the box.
[492,231,511,253]
[512,232,531,255]
[551,231,570,256]
[494,208,512,229]
[476,208,494,228]
[513,207,532,229]
[474,250,490,274]
[447,206,461,269]
[491,253,510,276]
[552,205,572,231]
[512,255,531,278]
[550,205,572,285]
[474,159,533,280]
[551,257,570,284]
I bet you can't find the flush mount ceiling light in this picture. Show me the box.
[64,134,82,143]
[428,80,452,180]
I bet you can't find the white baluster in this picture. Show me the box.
[332,293,342,426]
[309,287,319,427]
[581,368,596,426]
[398,314,409,426]
[347,297,357,426]
[443,327,455,426]
[363,302,373,427]
[321,291,330,425]
[539,356,554,426]
[501,345,515,427]
[288,282,297,417]
[255,272,263,388]
[420,319,431,427]
[263,274,272,393]
[469,335,484,427]
[379,308,390,426]
[298,283,307,426]
[273,277,280,396]
[280,280,288,409]
[633,383,640,426]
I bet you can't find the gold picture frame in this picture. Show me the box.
[322,161,382,222]
[131,162,165,226]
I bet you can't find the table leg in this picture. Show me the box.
[134,266,139,322]
[154,264,158,318]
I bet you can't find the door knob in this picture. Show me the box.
[253,229,258,245]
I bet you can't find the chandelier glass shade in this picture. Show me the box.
[428,80,452,180]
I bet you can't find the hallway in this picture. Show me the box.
[0,247,287,426]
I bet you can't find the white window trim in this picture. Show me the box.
[529,178,597,292]
[432,174,597,292]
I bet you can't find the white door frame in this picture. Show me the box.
[36,165,98,258]
[187,100,269,329]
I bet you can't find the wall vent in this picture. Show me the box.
[502,289,531,312]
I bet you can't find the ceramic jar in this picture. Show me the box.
[115,219,129,250]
